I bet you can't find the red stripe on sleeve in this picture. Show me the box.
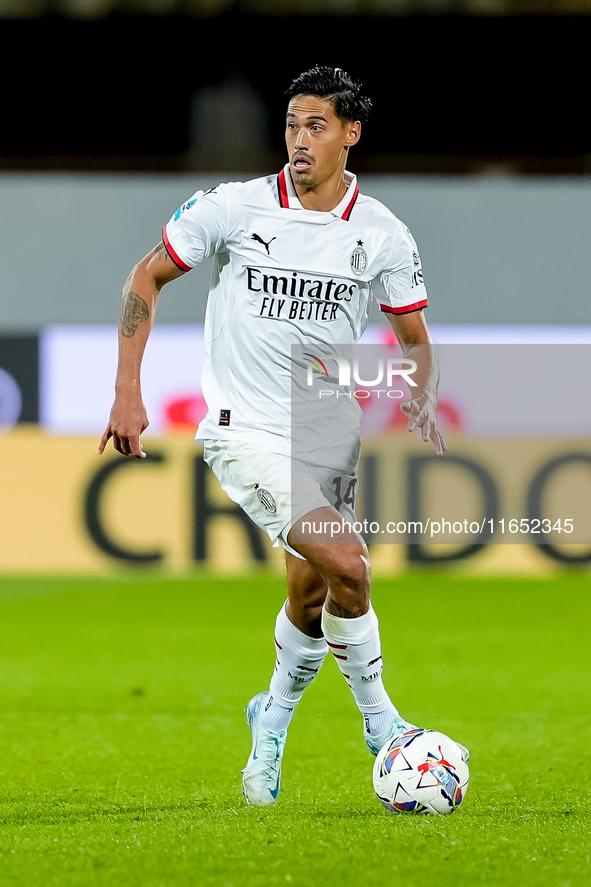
[380,299,428,315]
[162,226,192,272]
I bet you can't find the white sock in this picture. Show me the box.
[321,604,399,739]
[261,602,328,732]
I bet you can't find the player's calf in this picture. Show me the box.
[285,551,327,637]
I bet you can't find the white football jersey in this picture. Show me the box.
[163,165,428,443]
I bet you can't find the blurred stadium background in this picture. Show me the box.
[1,0,590,575]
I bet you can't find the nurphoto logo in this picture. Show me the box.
[303,353,417,400]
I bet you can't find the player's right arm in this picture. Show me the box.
[98,242,186,459]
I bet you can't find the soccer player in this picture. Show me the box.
[99,65,466,807]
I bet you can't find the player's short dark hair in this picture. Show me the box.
[285,66,372,125]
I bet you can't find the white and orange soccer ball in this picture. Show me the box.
[373,728,469,815]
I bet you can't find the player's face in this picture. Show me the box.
[286,95,360,188]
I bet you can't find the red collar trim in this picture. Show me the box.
[341,183,359,221]
[277,168,289,209]
[276,168,359,220]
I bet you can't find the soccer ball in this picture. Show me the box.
[373,728,469,815]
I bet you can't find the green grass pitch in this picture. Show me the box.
[0,571,590,886]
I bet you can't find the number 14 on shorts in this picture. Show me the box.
[332,476,357,511]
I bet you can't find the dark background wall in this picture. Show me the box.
[1,14,589,171]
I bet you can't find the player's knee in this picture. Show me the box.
[332,550,369,596]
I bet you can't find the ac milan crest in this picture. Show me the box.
[257,488,277,514]
[350,243,367,275]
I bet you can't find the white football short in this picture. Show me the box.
[201,430,361,560]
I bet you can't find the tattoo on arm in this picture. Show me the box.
[153,241,170,261]
[120,291,150,338]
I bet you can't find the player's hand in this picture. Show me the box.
[98,393,149,459]
[401,394,447,456]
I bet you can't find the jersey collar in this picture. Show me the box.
[277,164,359,221]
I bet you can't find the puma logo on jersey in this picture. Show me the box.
[251,233,276,255]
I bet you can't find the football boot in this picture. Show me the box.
[242,692,287,806]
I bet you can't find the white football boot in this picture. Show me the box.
[242,692,287,806]
[365,716,470,763]
[364,715,418,757]
[455,741,471,763]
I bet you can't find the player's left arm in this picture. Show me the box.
[385,310,447,456]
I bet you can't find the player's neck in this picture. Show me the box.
[292,165,349,213]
